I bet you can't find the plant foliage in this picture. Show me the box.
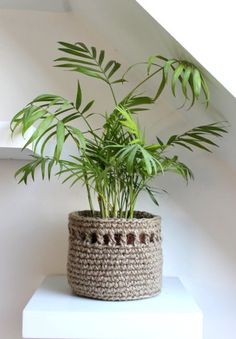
[11,42,227,218]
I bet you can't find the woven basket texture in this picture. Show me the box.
[67,210,162,301]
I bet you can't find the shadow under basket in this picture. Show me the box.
[67,210,163,301]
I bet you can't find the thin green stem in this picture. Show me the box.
[84,175,94,216]
[122,67,163,103]
[108,83,117,105]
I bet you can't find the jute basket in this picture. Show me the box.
[67,210,162,301]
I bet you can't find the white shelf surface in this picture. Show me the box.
[0,121,34,160]
[23,275,203,339]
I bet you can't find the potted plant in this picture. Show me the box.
[11,41,226,300]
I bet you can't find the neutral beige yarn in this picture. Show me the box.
[67,211,162,301]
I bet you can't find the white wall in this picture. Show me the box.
[0,2,236,339]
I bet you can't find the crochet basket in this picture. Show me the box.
[67,210,162,301]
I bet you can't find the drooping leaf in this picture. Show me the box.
[98,50,105,65]
[75,81,82,110]
[156,136,164,146]
[146,187,159,206]
[147,55,156,75]
[41,158,47,179]
[200,74,210,107]
[188,75,196,109]
[182,66,192,98]
[23,115,54,150]
[68,126,86,149]
[153,69,166,101]
[162,58,176,82]
[48,159,55,179]
[193,68,202,98]
[171,64,185,96]
[127,145,138,172]
[22,108,46,136]
[55,121,65,161]
[91,46,97,59]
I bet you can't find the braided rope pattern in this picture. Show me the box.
[67,211,162,300]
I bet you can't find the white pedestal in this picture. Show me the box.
[23,275,203,339]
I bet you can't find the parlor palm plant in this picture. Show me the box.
[10,42,227,300]
[11,41,226,218]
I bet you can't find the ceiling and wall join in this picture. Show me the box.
[0,2,235,339]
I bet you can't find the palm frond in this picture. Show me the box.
[10,89,91,161]
[165,123,227,152]
[55,41,122,84]
[148,56,210,107]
